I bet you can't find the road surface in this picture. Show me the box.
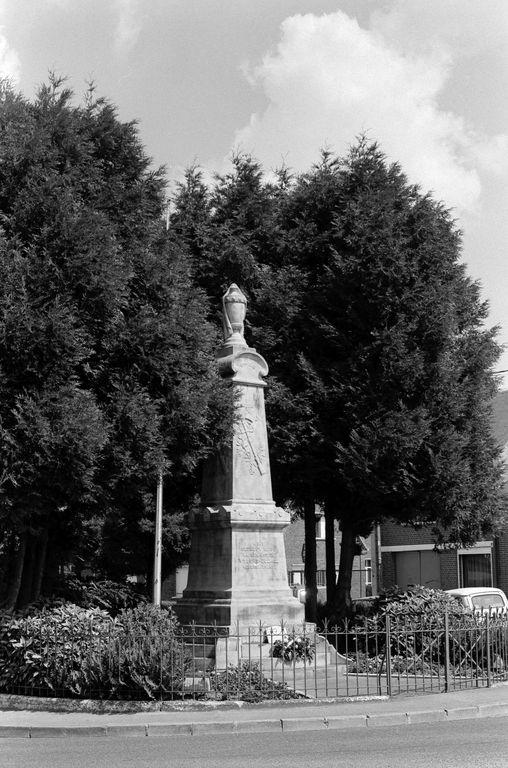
[2,718,508,767]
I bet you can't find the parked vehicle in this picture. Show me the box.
[291,584,327,604]
[291,584,306,603]
[445,587,508,613]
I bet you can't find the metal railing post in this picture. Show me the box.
[444,605,450,692]
[385,612,392,697]
[486,612,492,687]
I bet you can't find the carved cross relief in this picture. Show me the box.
[235,404,267,475]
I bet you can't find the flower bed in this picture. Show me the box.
[210,662,303,702]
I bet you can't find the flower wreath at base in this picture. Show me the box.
[271,634,315,663]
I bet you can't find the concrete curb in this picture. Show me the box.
[0,692,388,714]
[2,702,508,738]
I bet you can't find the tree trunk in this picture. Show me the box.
[325,507,336,605]
[41,538,59,597]
[4,533,26,610]
[17,534,35,608]
[303,495,317,623]
[333,519,357,619]
[31,529,48,602]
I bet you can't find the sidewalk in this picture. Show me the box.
[2,683,508,738]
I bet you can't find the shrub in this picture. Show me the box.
[344,587,508,675]
[352,598,376,619]
[210,662,302,702]
[374,586,467,622]
[110,603,189,699]
[346,651,384,674]
[0,603,188,700]
[0,603,113,696]
[55,578,147,616]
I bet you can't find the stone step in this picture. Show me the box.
[187,655,215,673]
[269,667,388,699]
[183,642,216,658]
[183,675,211,693]
[214,632,346,671]
[183,639,216,674]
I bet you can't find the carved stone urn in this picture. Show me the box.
[222,283,247,344]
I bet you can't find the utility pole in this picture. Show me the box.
[152,202,171,606]
[153,469,163,606]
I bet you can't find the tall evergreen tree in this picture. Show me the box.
[276,141,505,617]
[0,77,230,607]
[173,142,505,619]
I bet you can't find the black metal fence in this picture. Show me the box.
[1,609,507,702]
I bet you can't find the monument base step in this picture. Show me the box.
[182,675,211,693]
[214,631,346,672]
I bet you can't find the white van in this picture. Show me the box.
[445,587,508,613]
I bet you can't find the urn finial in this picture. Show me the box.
[222,283,247,345]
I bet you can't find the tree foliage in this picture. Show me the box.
[1,73,502,619]
[172,142,505,618]
[0,77,231,607]
[278,142,505,616]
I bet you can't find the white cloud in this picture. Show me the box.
[232,6,508,215]
[113,0,143,54]
[0,3,21,83]
[0,35,20,83]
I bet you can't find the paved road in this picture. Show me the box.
[2,718,508,768]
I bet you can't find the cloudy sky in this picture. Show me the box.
[1,0,507,378]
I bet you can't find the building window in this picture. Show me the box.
[288,570,333,587]
[364,558,372,587]
[315,516,326,540]
[316,570,326,586]
[460,553,492,588]
[393,549,441,591]
[288,570,304,586]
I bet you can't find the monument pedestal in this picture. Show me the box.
[174,284,304,631]
[175,502,304,627]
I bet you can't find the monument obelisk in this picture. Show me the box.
[175,284,304,628]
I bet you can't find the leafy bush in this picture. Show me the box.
[347,587,467,661]
[0,603,113,696]
[210,662,302,702]
[390,654,438,675]
[54,578,147,616]
[352,599,376,618]
[346,652,384,674]
[110,603,189,699]
[374,586,467,621]
[347,651,442,676]
[9,578,148,618]
[340,587,508,676]
[0,602,188,700]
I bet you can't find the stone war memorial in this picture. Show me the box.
[174,283,305,630]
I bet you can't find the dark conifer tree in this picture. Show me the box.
[173,141,505,619]
[277,141,505,617]
[0,77,230,607]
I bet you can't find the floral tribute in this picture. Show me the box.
[271,634,315,663]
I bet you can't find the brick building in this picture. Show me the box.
[283,507,377,602]
[379,519,494,592]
